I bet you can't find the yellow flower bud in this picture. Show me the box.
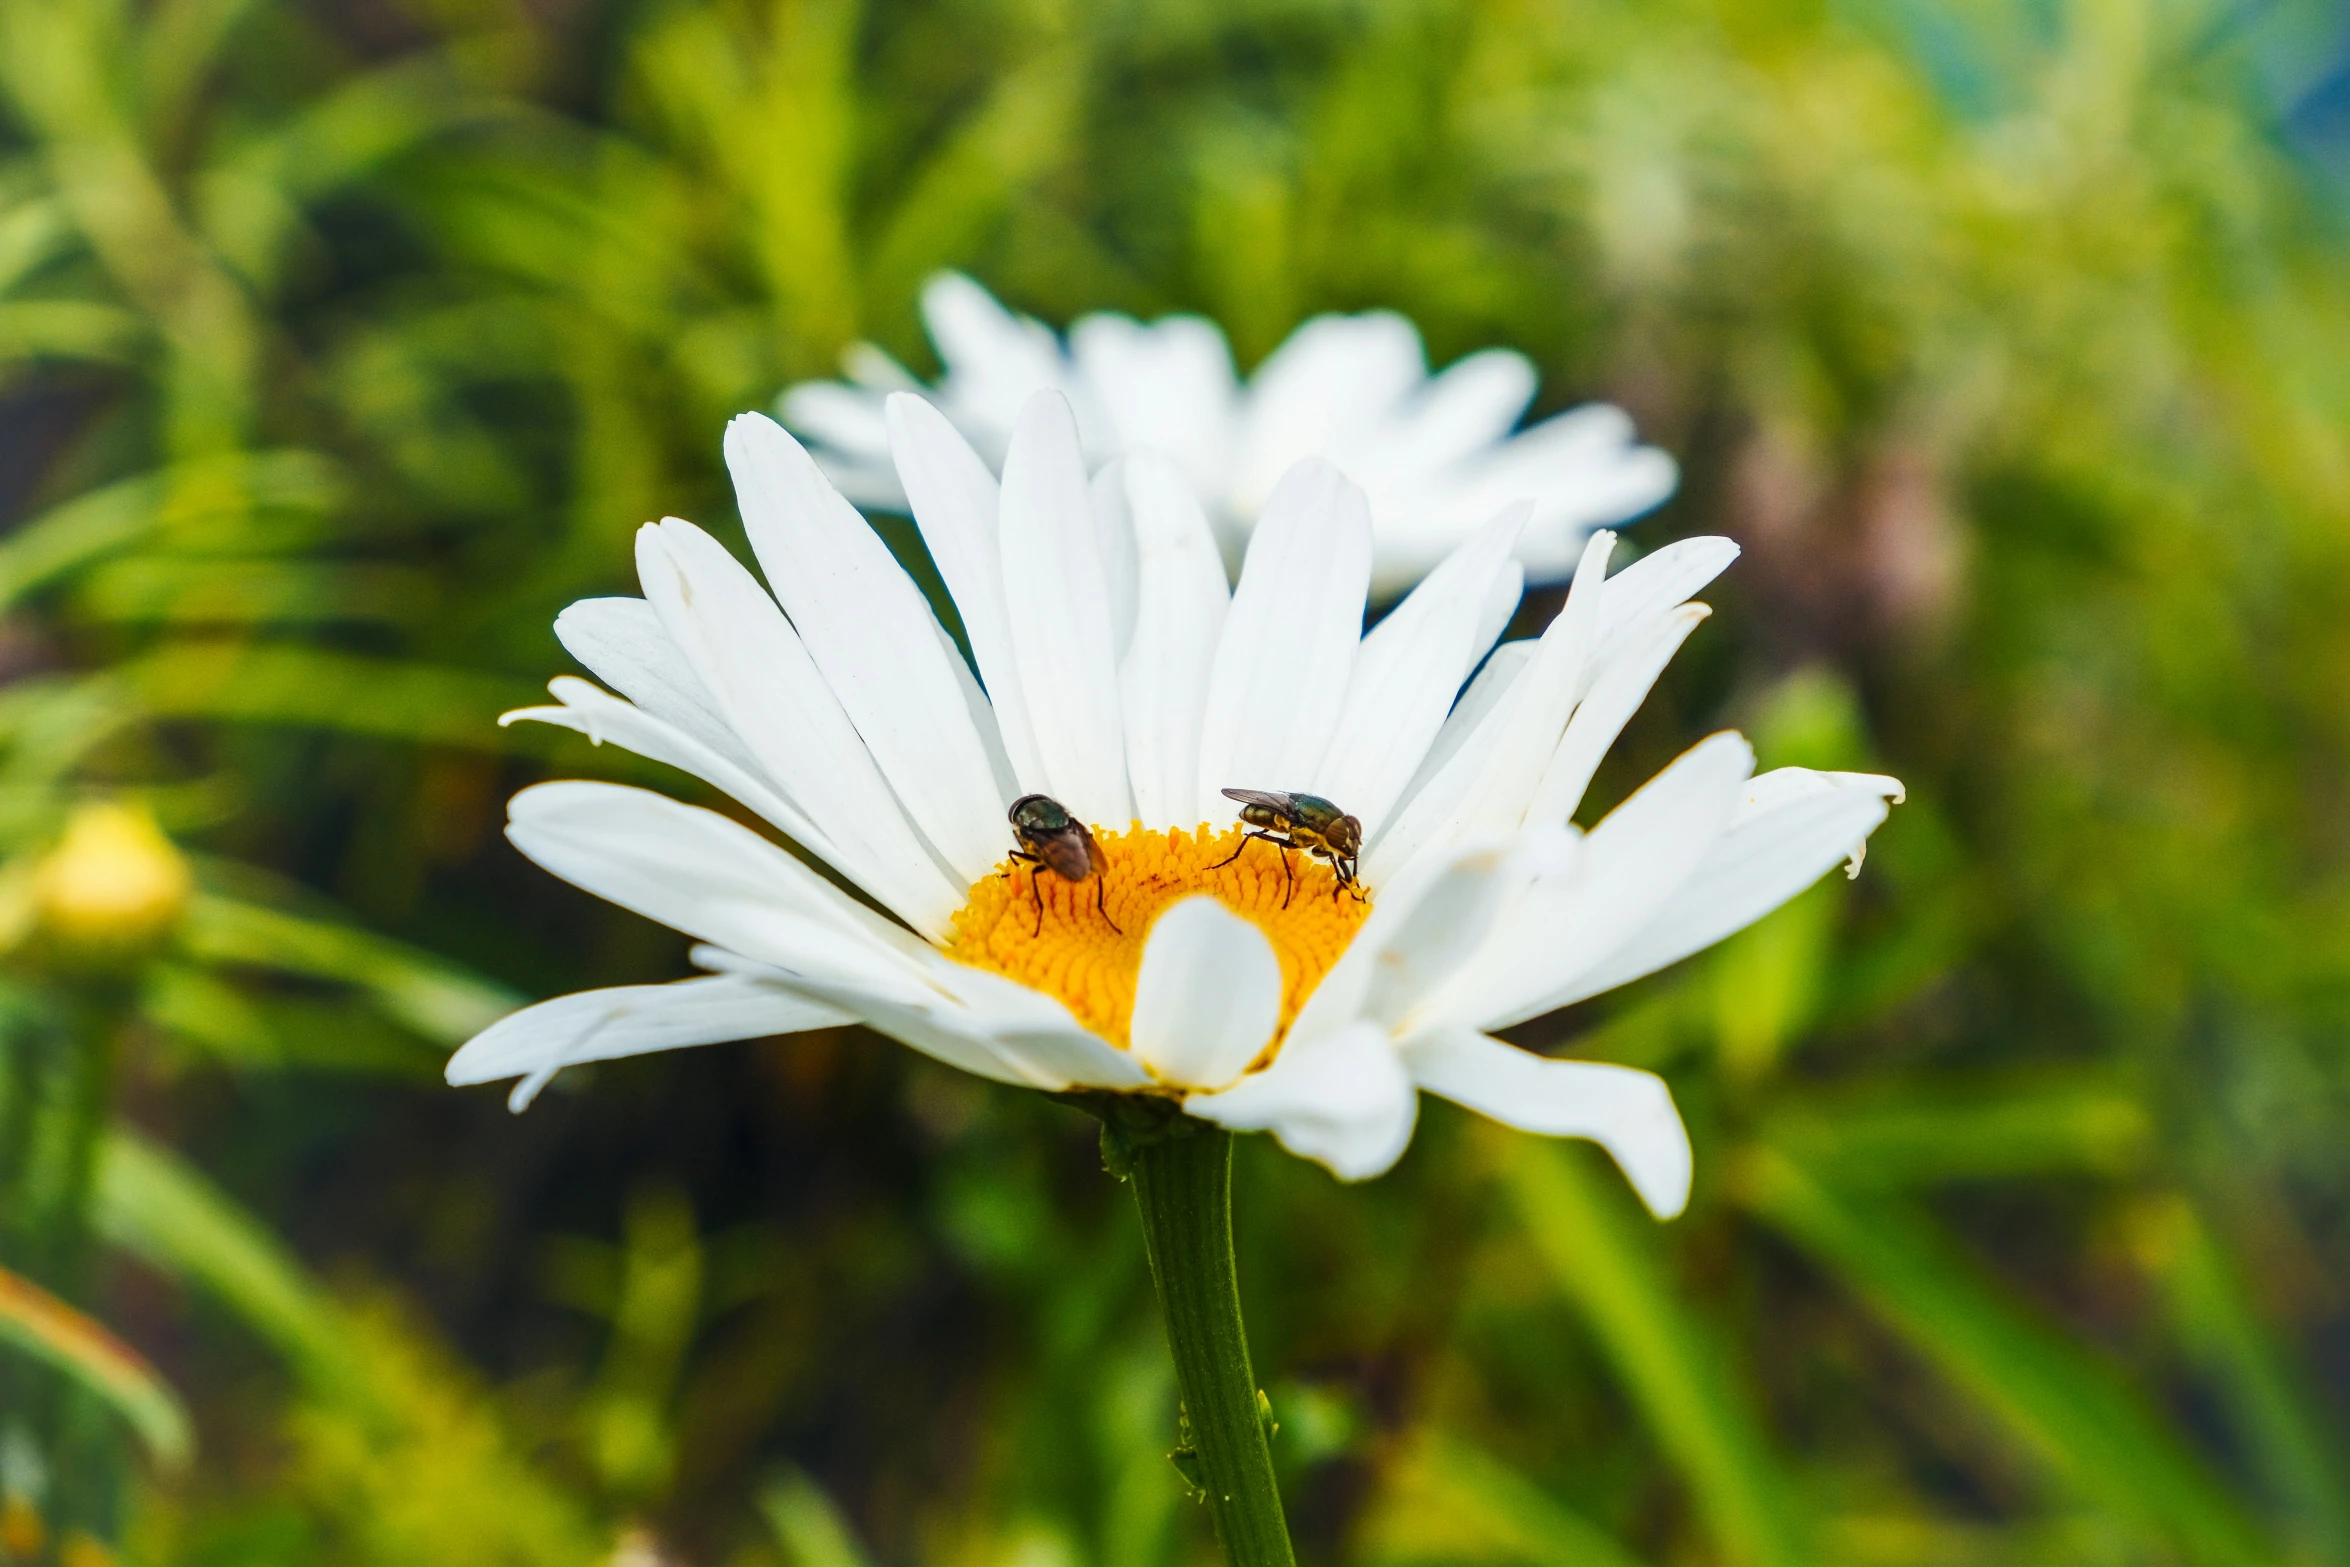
[0,1492,44,1561]
[60,1530,117,1567]
[33,803,192,953]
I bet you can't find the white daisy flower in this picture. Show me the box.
[779,273,1680,600]
[449,393,1899,1216]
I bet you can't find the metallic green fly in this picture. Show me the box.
[1211,788,1366,907]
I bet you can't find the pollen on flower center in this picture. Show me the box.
[947,823,1371,1064]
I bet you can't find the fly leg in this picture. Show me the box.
[1094,876,1122,934]
[1280,845,1296,908]
[1210,829,1281,871]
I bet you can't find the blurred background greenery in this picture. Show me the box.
[3,0,2350,1561]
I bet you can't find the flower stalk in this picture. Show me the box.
[1112,1108,1295,1567]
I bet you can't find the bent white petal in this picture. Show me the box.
[503,676,836,862]
[1187,1021,1418,1181]
[1593,537,1740,655]
[1448,732,1755,1029]
[553,597,752,775]
[1554,772,1902,1004]
[1130,896,1283,1091]
[448,975,853,1112]
[1399,1027,1692,1218]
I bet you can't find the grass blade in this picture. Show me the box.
[1740,1148,2276,1567]
[1505,1139,1811,1567]
[0,1259,190,1470]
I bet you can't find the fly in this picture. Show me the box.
[1005,794,1119,935]
[1211,789,1365,907]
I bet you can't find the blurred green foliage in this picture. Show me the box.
[3,0,2350,1562]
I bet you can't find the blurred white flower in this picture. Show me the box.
[451,393,1897,1209]
[780,273,1679,597]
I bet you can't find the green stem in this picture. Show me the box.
[1126,1124,1296,1567]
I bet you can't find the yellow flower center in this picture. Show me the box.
[948,824,1371,1060]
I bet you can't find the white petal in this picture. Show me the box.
[1740,766,1907,819]
[1195,459,1372,806]
[1185,1021,1417,1181]
[1470,406,1681,581]
[1365,641,1534,879]
[724,414,1010,884]
[1384,349,1538,475]
[1067,312,1239,499]
[1287,835,1523,1047]
[1453,732,1755,1029]
[1118,451,1230,828]
[1556,777,1898,1003]
[937,618,1021,807]
[636,519,961,935]
[1089,457,1141,662]
[887,393,1048,793]
[1524,603,1711,827]
[999,392,1133,826]
[912,961,1151,1090]
[502,677,836,860]
[506,783,938,981]
[553,597,751,775]
[779,381,900,502]
[1442,530,1617,843]
[1234,313,1426,509]
[1592,537,1739,657]
[1399,1027,1692,1217]
[1129,896,1282,1090]
[447,975,852,1110]
[922,272,1066,459]
[1472,558,1525,659]
[1314,506,1525,836]
[689,946,1043,1088]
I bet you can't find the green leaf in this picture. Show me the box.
[0,450,344,611]
[1758,1072,2151,1189]
[1360,1434,1654,1567]
[1505,1139,1811,1567]
[0,1258,191,1470]
[139,962,446,1076]
[119,643,537,749]
[0,299,143,363]
[2142,1198,2350,1566]
[762,1465,875,1567]
[1739,1148,2276,1567]
[71,557,436,628]
[178,890,519,1044]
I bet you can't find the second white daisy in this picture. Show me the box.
[780,273,1679,597]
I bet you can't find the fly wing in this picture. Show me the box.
[1039,831,1097,882]
[1220,787,1300,815]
